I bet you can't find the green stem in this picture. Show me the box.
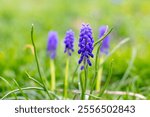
[50,59,55,91]
[80,72,85,100]
[81,65,88,100]
[64,57,69,99]
[79,71,84,100]
[84,65,88,99]
[1,87,60,100]
[96,57,104,91]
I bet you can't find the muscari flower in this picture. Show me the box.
[64,29,75,56]
[78,24,94,69]
[99,26,110,55]
[47,31,58,59]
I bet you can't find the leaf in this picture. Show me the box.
[71,64,79,87]
[13,79,29,100]
[25,72,44,87]
[117,47,137,89]
[89,43,101,100]
[94,27,113,48]
[98,38,130,68]
[0,76,17,99]
[1,87,60,100]
[98,60,113,97]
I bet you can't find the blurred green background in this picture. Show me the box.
[0,0,150,99]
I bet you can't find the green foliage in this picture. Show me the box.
[0,0,149,99]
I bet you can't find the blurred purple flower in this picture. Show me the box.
[47,31,58,59]
[64,29,75,56]
[78,24,94,69]
[99,26,110,55]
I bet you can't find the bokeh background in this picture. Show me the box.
[0,0,150,99]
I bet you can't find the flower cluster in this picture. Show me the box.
[64,29,75,56]
[47,31,58,59]
[78,24,94,69]
[99,26,110,55]
[47,24,110,69]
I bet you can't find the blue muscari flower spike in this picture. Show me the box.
[64,29,75,56]
[78,23,94,70]
[47,31,58,59]
[99,25,110,55]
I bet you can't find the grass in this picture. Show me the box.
[0,0,150,100]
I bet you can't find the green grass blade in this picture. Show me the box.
[117,47,137,89]
[13,79,29,100]
[88,27,113,99]
[25,72,44,87]
[98,60,113,97]
[89,43,101,99]
[99,38,130,68]
[71,91,103,100]
[72,94,78,100]
[0,76,17,99]
[94,27,113,48]
[116,95,122,100]
[72,64,79,86]
[1,87,60,100]
[31,24,52,99]
[31,24,43,80]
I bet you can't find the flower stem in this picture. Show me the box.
[64,57,69,99]
[50,59,55,91]
[84,65,88,99]
[96,57,104,91]
[79,71,84,100]
[81,65,88,100]
[80,75,85,100]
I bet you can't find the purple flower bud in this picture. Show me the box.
[78,24,94,69]
[99,26,110,55]
[47,31,58,59]
[64,29,75,56]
